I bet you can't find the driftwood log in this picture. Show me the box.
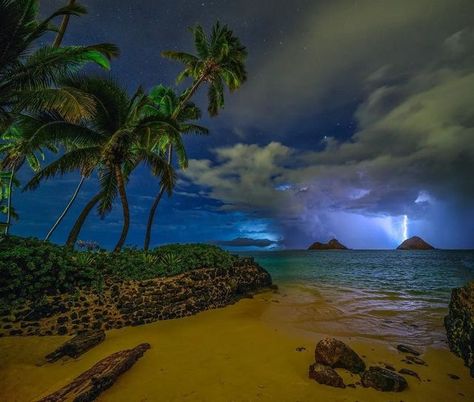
[45,330,106,363]
[38,343,151,402]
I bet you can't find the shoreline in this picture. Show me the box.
[1,286,472,402]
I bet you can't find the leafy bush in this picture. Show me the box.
[0,237,238,306]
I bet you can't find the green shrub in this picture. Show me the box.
[0,237,238,306]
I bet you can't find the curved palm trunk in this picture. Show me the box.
[45,175,85,241]
[4,168,14,236]
[143,185,165,251]
[113,166,130,253]
[66,192,102,247]
[143,75,206,250]
[52,0,76,48]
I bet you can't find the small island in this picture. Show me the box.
[397,236,435,250]
[308,238,348,250]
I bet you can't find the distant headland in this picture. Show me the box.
[397,236,435,250]
[308,238,348,250]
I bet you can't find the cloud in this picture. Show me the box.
[215,237,279,248]
[181,26,474,248]
[227,0,474,131]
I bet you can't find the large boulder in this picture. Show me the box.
[308,239,348,250]
[361,366,408,392]
[396,236,434,250]
[444,281,474,377]
[308,363,345,388]
[314,338,366,374]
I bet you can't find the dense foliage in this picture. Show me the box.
[0,236,238,305]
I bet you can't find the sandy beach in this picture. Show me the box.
[0,285,472,402]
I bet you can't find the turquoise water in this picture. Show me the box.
[241,250,474,346]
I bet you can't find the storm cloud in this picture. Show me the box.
[182,22,474,249]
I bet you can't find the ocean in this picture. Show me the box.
[242,250,474,346]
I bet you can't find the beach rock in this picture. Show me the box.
[448,373,460,380]
[308,239,348,250]
[308,363,345,388]
[397,344,420,356]
[404,355,427,366]
[396,236,434,250]
[399,368,420,380]
[314,338,366,374]
[361,366,408,392]
[444,281,474,377]
[0,259,272,337]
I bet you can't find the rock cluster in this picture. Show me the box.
[314,338,365,373]
[0,258,272,337]
[445,281,474,377]
[361,366,408,392]
[308,338,412,392]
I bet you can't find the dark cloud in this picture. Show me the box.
[215,237,279,248]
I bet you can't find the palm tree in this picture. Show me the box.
[0,0,118,236]
[25,77,176,251]
[0,171,18,234]
[141,85,208,250]
[53,0,77,48]
[0,0,119,127]
[0,121,57,234]
[142,21,247,248]
[44,0,88,241]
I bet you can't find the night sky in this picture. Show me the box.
[13,0,474,249]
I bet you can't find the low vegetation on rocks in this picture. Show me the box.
[0,236,238,307]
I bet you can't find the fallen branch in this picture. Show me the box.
[45,330,106,363]
[38,343,151,402]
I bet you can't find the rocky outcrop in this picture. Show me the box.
[444,281,474,377]
[0,258,272,337]
[308,239,348,250]
[314,338,366,374]
[396,236,434,250]
[308,363,345,388]
[361,366,408,392]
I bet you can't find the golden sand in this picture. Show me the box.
[0,287,472,402]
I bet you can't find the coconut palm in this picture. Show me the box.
[0,0,119,127]
[141,85,208,250]
[0,121,58,234]
[44,0,88,241]
[142,22,247,248]
[0,171,18,234]
[0,0,118,236]
[25,77,176,251]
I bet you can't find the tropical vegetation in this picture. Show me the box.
[0,0,247,253]
[0,236,238,308]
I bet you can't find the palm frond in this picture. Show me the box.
[24,146,99,190]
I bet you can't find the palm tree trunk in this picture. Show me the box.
[4,168,14,236]
[143,75,206,250]
[45,175,85,241]
[143,185,165,251]
[52,0,76,48]
[113,166,130,252]
[66,192,102,247]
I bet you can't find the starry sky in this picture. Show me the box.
[12,0,474,249]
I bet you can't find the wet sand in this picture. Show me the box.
[0,286,472,402]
